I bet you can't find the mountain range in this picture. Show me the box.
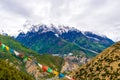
[0,24,117,80]
[73,41,120,80]
[16,24,114,57]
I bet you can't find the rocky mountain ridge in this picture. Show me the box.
[16,24,114,57]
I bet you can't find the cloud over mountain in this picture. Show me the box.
[0,0,120,41]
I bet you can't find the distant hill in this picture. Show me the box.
[73,41,120,80]
[16,24,114,57]
[0,34,63,79]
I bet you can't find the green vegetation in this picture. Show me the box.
[0,59,34,80]
[0,34,62,68]
[73,41,120,80]
[74,37,107,52]
[0,34,63,79]
[17,32,100,58]
[30,36,83,55]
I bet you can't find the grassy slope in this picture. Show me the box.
[73,41,120,80]
[0,35,62,76]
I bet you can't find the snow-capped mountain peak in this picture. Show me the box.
[16,24,114,56]
[57,25,79,34]
[17,23,114,43]
[21,24,80,35]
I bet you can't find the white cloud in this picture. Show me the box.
[0,0,120,41]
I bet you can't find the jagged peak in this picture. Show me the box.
[23,24,80,34]
[18,23,113,42]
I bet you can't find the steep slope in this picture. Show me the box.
[0,34,63,79]
[17,31,83,55]
[16,24,114,57]
[61,31,114,53]
[73,41,120,80]
[0,60,34,80]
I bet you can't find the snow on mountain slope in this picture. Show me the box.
[16,24,114,56]
[18,24,114,44]
[19,24,80,35]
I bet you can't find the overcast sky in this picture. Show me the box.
[0,0,120,41]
